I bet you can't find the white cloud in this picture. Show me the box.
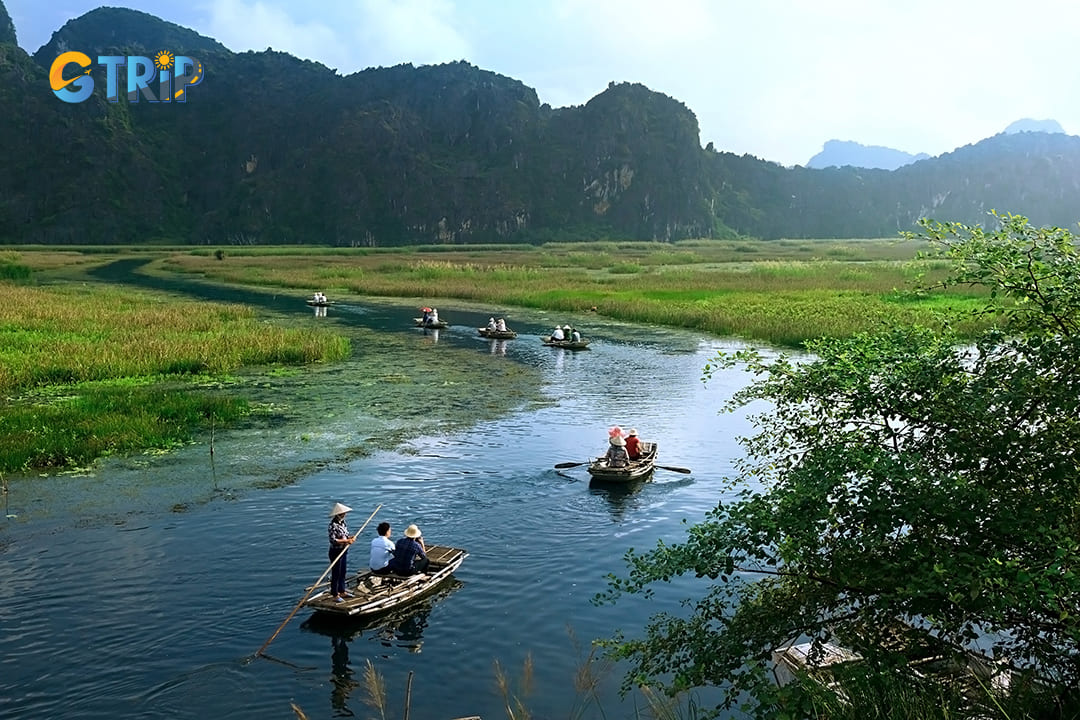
[201,0,347,69]
[348,0,471,69]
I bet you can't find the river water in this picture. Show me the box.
[0,264,770,720]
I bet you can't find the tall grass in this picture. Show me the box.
[0,382,248,471]
[0,281,350,473]
[0,283,350,394]
[157,248,989,347]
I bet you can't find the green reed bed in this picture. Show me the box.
[0,282,350,473]
[161,249,989,346]
[0,284,349,392]
[0,382,248,471]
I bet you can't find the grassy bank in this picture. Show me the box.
[0,280,350,474]
[153,239,991,346]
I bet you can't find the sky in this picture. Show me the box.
[9,0,1080,167]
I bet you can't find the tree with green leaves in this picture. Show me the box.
[598,213,1080,718]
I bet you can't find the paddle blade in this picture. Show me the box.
[656,465,692,474]
[554,461,587,469]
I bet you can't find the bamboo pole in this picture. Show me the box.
[254,503,382,658]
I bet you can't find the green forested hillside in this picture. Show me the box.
[4,3,1080,245]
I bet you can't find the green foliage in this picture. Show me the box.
[0,383,247,471]
[0,280,350,472]
[0,262,30,280]
[599,215,1080,717]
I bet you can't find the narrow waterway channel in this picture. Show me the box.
[0,262,771,719]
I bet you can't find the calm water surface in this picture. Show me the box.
[0,269,773,719]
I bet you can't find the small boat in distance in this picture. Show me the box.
[304,544,468,619]
[415,318,450,329]
[478,327,517,339]
[542,335,590,350]
[588,441,658,483]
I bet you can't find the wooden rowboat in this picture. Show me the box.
[306,299,335,307]
[588,441,657,483]
[304,544,468,618]
[414,318,449,329]
[541,335,590,350]
[478,327,518,339]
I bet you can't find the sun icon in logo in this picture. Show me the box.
[154,50,174,71]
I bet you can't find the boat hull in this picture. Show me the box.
[414,318,449,329]
[303,544,467,618]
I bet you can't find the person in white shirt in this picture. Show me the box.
[496,318,507,331]
[551,325,565,341]
[369,521,396,575]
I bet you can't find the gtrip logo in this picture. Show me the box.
[49,50,204,104]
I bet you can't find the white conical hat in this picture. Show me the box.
[329,502,352,517]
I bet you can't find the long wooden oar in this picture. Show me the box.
[656,465,692,474]
[554,461,589,469]
[254,503,382,658]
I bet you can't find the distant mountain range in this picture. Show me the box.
[1004,118,1065,135]
[808,119,1068,170]
[5,2,1080,244]
[807,140,930,171]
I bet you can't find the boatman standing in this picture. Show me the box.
[328,502,355,602]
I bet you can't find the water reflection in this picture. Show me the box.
[300,578,463,649]
[330,635,358,713]
[587,478,649,521]
[588,475,697,522]
[489,339,507,356]
[422,328,440,344]
[313,305,327,318]
[298,580,464,714]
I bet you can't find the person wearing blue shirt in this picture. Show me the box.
[369,521,395,575]
[389,524,429,575]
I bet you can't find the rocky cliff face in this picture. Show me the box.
[5,7,1080,245]
[8,7,719,245]
[32,6,228,62]
[0,0,16,46]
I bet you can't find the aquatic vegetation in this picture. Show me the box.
[0,281,350,473]
[0,283,350,394]
[148,240,993,347]
[0,382,248,471]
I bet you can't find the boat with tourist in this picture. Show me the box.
[304,544,468,619]
[478,327,517,339]
[588,441,658,482]
[416,306,448,329]
[541,336,590,350]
